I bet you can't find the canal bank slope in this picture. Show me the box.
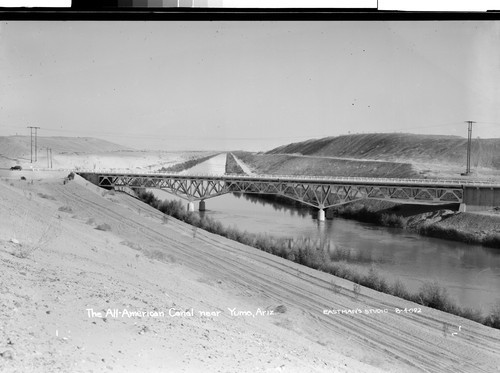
[329,199,500,248]
[265,133,500,180]
[1,176,499,372]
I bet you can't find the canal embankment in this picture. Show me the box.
[329,199,500,249]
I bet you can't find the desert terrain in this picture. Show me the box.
[1,134,500,372]
[239,133,500,181]
[0,172,499,372]
[0,136,216,173]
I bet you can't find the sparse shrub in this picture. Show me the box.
[96,223,111,231]
[37,193,56,200]
[67,172,75,180]
[442,322,450,337]
[184,212,201,226]
[143,249,176,263]
[380,213,406,228]
[458,307,484,324]
[86,218,95,225]
[121,241,142,251]
[484,300,500,329]
[11,245,36,259]
[391,279,410,299]
[363,267,389,292]
[417,281,455,313]
[58,206,73,213]
[145,249,167,262]
[274,305,287,314]
[329,246,353,262]
[330,280,342,294]
[20,176,26,181]
[353,283,361,298]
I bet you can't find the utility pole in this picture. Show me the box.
[27,126,40,163]
[45,147,53,168]
[35,127,39,162]
[464,121,475,176]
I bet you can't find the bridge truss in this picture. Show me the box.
[79,172,464,211]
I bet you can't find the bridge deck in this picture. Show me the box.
[77,170,499,188]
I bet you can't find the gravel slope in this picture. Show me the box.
[1,175,499,372]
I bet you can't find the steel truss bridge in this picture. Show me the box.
[76,171,491,220]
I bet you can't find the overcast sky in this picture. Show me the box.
[1,21,499,151]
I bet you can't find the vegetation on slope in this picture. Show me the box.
[133,189,500,329]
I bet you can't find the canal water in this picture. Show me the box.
[150,154,500,315]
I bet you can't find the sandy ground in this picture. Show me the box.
[1,174,500,373]
[0,150,215,174]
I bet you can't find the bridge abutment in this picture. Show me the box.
[459,203,466,212]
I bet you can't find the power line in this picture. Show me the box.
[27,126,40,163]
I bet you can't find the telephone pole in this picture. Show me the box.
[46,147,52,168]
[464,121,475,176]
[27,126,40,163]
[35,127,39,161]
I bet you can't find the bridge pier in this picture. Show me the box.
[187,201,195,212]
[317,208,325,222]
[199,200,206,212]
[459,203,466,212]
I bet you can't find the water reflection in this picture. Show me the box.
[236,193,311,218]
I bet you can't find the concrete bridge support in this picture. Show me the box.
[463,186,500,210]
[187,201,195,212]
[199,200,206,212]
[317,208,325,222]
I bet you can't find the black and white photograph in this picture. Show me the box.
[1,7,500,373]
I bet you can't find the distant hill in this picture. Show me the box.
[0,136,132,161]
[267,133,500,169]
